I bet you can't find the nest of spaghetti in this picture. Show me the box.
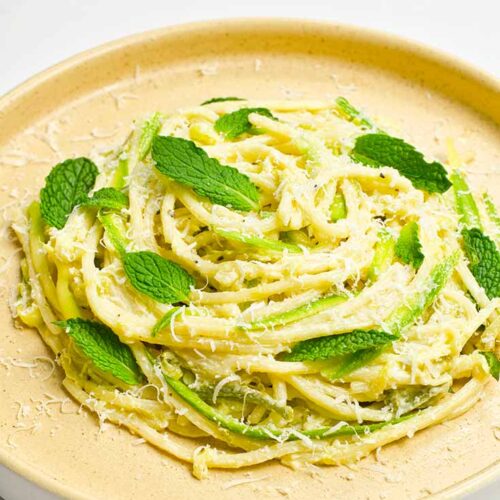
[13,97,499,477]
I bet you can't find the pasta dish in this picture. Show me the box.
[12,97,500,477]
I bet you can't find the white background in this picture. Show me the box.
[0,0,498,498]
[0,0,499,96]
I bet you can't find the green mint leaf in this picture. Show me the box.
[40,157,98,229]
[80,188,128,211]
[123,251,194,304]
[214,107,274,139]
[152,136,259,212]
[215,228,302,254]
[451,170,482,229]
[480,352,500,380]
[282,330,397,362]
[56,318,142,385]
[246,294,347,330]
[137,112,162,160]
[395,221,424,269]
[201,96,246,105]
[321,347,384,380]
[351,134,451,193]
[330,192,347,222]
[334,97,375,129]
[462,228,500,299]
[151,306,182,337]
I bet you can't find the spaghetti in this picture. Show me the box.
[12,98,499,478]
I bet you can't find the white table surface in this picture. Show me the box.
[0,1,498,498]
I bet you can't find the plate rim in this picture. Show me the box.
[0,18,498,500]
[1,17,499,110]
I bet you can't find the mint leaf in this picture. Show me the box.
[282,330,397,362]
[462,228,500,299]
[152,136,259,212]
[351,134,451,193]
[124,251,194,304]
[40,157,98,229]
[395,221,424,269]
[201,96,246,105]
[214,107,274,139]
[215,228,302,254]
[80,188,128,211]
[56,318,142,385]
[480,352,500,380]
[335,97,375,129]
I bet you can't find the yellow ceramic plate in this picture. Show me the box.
[0,19,499,500]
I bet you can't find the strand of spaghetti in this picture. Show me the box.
[61,358,172,430]
[81,224,170,339]
[454,299,500,350]
[128,169,165,251]
[131,344,264,452]
[456,261,490,308]
[12,221,65,353]
[130,263,408,344]
[455,260,499,347]
[160,192,220,277]
[164,190,384,285]
[141,193,173,258]
[62,378,197,462]
[192,374,487,474]
[192,269,363,305]
[281,374,487,468]
[284,375,390,422]
[438,289,480,322]
[175,185,280,233]
[194,351,452,388]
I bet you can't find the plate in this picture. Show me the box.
[0,19,499,500]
